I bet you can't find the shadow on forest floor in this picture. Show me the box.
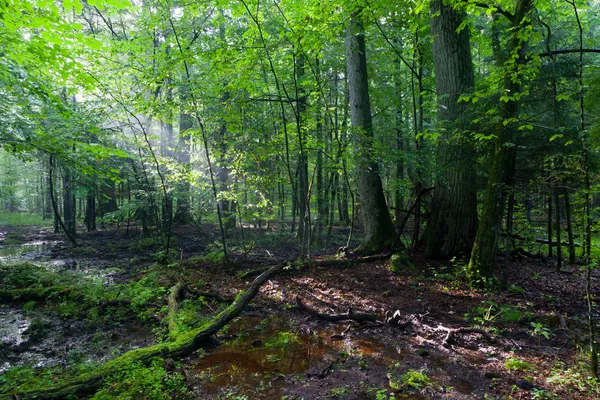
[0,223,598,399]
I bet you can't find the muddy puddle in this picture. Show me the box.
[0,304,155,373]
[1,239,153,374]
[0,240,128,284]
[190,315,478,399]
[0,242,56,259]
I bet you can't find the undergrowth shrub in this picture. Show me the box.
[91,358,192,400]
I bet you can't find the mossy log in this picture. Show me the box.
[167,282,186,338]
[0,263,284,400]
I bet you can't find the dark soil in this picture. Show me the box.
[1,223,598,399]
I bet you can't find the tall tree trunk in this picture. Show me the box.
[564,191,576,263]
[63,166,76,240]
[548,193,553,257]
[295,53,310,250]
[345,10,396,253]
[425,0,478,259]
[44,159,53,220]
[85,187,96,232]
[467,0,533,284]
[315,57,325,245]
[555,187,562,271]
[49,156,77,246]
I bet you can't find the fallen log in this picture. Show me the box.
[0,263,285,400]
[295,296,380,323]
[167,283,186,338]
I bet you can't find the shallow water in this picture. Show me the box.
[0,242,54,259]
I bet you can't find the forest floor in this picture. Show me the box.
[1,223,599,399]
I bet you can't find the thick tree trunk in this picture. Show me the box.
[49,156,77,246]
[85,187,96,232]
[63,166,76,240]
[345,11,396,253]
[467,0,533,284]
[425,0,478,259]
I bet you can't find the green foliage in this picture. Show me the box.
[120,273,166,318]
[0,212,51,226]
[265,331,299,349]
[467,301,524,325]
[327,386,351,398]
[390,252,413,274]
[388,368,431,392]
[547,359,599,393]
[0,263,68,289]
[91,358,192,400]
[128,237,163,253]
[504,357,535,372]
[375,389,396,400]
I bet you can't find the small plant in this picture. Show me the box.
[357,354,369,370]
[376,389,396,400]
[508,285,526,294]
[504,356,535,372]
[327,386,351,398]
[265,331,299,349]
[531,388,560,400]
[266,354,281,363]
[530,322,552,349]
[390,252,413,274]
[388,367,431,392]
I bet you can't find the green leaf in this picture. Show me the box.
[549,134,563,142]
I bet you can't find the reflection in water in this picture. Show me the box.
[192,316,395,397]
[0,243,53,258]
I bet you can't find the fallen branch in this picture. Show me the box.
[295,296,380,323]
[0,263,285,400]
[436,325,495,347]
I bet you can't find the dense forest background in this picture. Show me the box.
[2,0,600,398]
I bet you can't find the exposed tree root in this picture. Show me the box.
[0,263,285,400]
[296,296,494,350]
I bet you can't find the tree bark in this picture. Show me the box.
[63,166,76,240]
[564,191,576,263]
[555,188,562,270]
[425,0,478,259]
[85,187,96,232]
[345,11,396,253]
[548,193,553,257]
[467,0,533,284]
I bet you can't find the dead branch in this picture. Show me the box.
[435,325,495,347]
[295,296,380,323]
